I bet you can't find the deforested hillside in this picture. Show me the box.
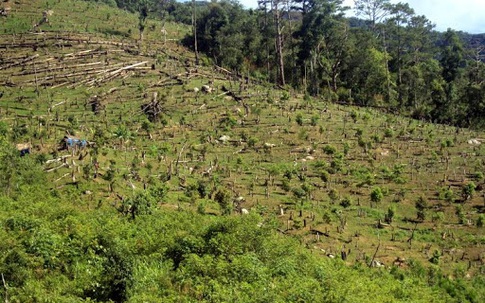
[0,1,484,302]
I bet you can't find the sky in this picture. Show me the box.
[236,0,485,34]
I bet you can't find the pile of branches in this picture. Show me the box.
[141,92,163,122]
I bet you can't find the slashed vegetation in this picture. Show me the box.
[0,1,484,302]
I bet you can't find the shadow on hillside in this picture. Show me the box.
[99,28,130,38]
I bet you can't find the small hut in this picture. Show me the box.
[59,135,88,151]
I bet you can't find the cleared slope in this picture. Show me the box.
[0,0,484,285]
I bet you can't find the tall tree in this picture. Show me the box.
[283,0,299,85]
[257,0,275,81]
[296,0,348,94]
[434,29,465,124]
[353,0,395,103]
[342,30,390,106]
[274,0,286,86]
[192,0,200,65]
[385,2,414,106]
[458,35,484,126]
[196,3,228,63]
[386,3,414,80]
[353,0,391,30]
[258,0,286,86]
[396,15,436,110]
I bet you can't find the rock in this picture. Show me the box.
[218,135,230,143]
[235,196,245,202]
[467,139,481,145]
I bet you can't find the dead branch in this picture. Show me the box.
[174,142,188,176]
[54,172,70,183]
[62,49,97,58]
[407,223,419,247]
[0,54,39,70]
[13,61,104,76]
[368,241,381,268]
[105,61,150,76]
[81,61,148,87]
[214,65,233,76]
[1,273,9,303]
[45,163,68,172]
[45,155,72,164]
[48,101,66,111]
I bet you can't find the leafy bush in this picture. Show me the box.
[296,113,304,126]
[477,215,485,228]
[214,188,233,215]
[462,182,476,200]
[311,115,319,126]
[370,187,383,204]
[473,171,484,182]
[120,190,156,220]
[384,128,394,138]
[415,196,428,221]
[323,144,337,155]
[340,197,352,208]
[281,179,291,192]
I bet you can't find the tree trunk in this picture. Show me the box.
[192,0,199,65]
[274,1,285,86]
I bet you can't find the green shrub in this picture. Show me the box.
[477,215,485,228]
[296,113,304,126]
[340,197,352,208]
[462,182,476,200]
[415,196,428,221]
[350,110,358,123]
[214,188,233,215]
[281,179,291,192]
[370,187,383,204]
[473,171,484,182]
[323,144,337,155]
[310,115,319,126]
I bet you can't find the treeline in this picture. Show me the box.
[94,0,484,128]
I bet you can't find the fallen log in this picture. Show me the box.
[13,61,104,76]
[0,54,39,70]
[84,61,148,86]
[45,162,68,172]
[45,155,72,164]
[310,227,331,237]
[48,101,66,111]
[54,172,70,182]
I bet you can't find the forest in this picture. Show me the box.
[0,0,484,302]
[101,0,485,128]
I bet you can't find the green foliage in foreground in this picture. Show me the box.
[0,163,483,303]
